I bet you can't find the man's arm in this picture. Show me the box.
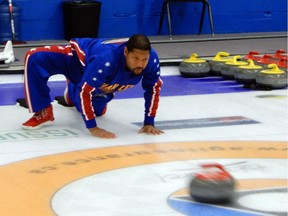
[73,54,117,138]
[73,81,117,138]
[140,52,164,135]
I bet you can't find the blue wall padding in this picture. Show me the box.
[0,0,287,41]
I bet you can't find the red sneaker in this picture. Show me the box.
[22,104,55,130]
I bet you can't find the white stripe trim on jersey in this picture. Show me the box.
[101,38,129,44]
[70,40,86,66]
[24,54,33,113]
[80,82,95,121]
[147,78,162,116]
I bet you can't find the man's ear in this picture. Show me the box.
[124,47,128,57]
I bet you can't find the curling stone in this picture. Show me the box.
[208,52,234,76]
[221,55,248,79]
[234,59,263,85]
[179,53,210,78]
[189,163,235,204]
[256,64,287,89]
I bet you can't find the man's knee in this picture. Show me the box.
[94,105,107,116]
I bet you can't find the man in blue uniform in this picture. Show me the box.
[22,34,164,138]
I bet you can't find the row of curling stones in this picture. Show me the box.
[179,52,287,89]
[210,52,287,79]
[231,61,287,89]
[179,52,247,78]
[248,54,288,71]
[217,52,287,88]
[179,51,245,78]
[179,50,287,78]
[179,51,234,77]
[245,49,288,65]
[189,163,236,204]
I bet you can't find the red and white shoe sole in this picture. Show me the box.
[22,120,55,130]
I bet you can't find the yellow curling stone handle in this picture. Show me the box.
[225,55,247,66]
[238,59,262,69]
[183,53,206,63]
[260,64,285,74]
[212,51,233,62]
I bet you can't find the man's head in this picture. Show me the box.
[124,34,151,75]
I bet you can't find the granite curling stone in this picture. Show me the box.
[234,59,263,85]
[179,53,210,78]
[190,163,236,204]
[208,52,234,76]
[256,64,287,89]
[221,55,248,79]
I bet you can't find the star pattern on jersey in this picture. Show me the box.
[105,62,111,67]
[98,69,103,74]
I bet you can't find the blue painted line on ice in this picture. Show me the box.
[133,116,260,129]
[0,75,251,106]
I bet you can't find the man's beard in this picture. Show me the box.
[132,67,143,75]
